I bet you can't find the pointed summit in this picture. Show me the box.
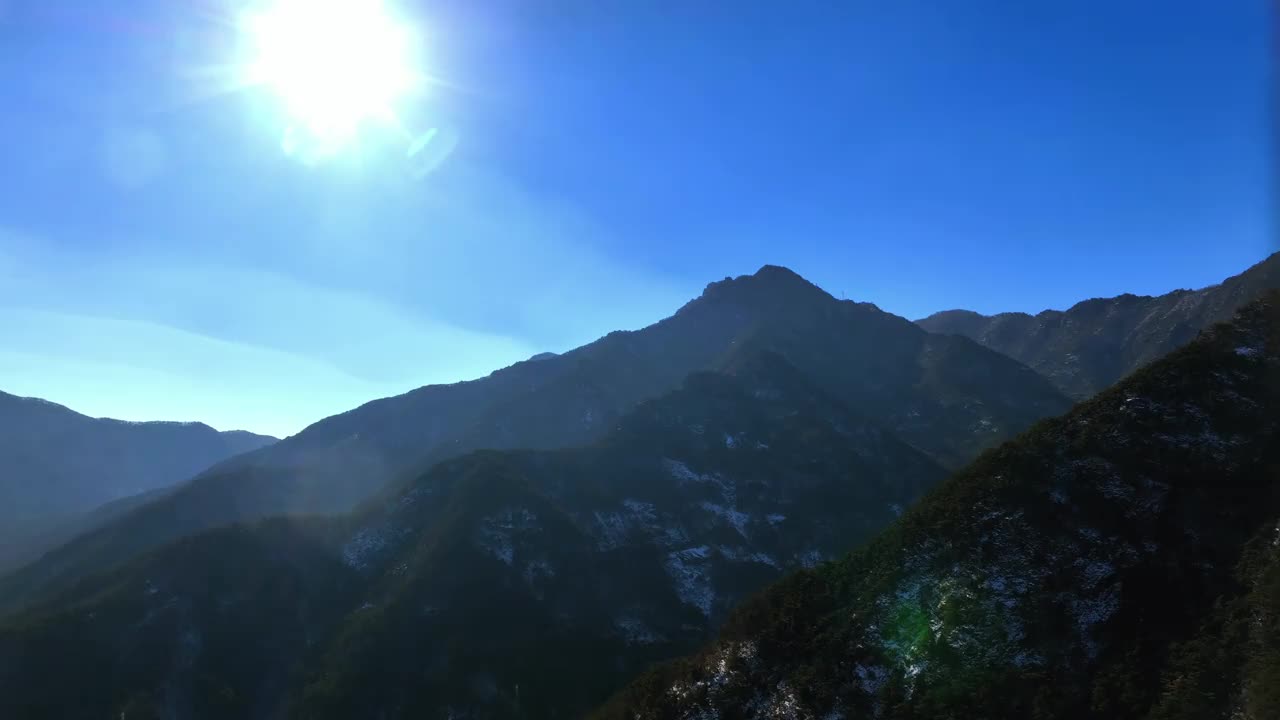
[597,292,1280,720]
[697,264,885,313]
[0,263,1071,612]
[692,265,833,315]
[751,264,810,283]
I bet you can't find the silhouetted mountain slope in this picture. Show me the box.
[0,392,275,572]
[1144,519,1280,720]
[597,292,1280,720]
[0,266,1069,611]
[0,352,948,719]
[918,252,1279,398]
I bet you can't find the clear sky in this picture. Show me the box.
[0,0,1273,437]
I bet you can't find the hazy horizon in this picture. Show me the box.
[3,251,1277,437]
[0,0,1271,436]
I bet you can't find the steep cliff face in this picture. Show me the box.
[599,292,1280,720]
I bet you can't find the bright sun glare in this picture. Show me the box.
[238,0,423,155]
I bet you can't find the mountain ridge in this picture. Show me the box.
[0,350,951,719]
[0,391,276,573]
[0,391,270,436]
[0,264,1070,612]
[918,251,1280,398]
[597,290,1280,720]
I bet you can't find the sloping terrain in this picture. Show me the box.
[0,266,1068,611]
[0,392,275,572]
[598,292,1280,720]
[0,352,948,719]
[1144,519,1280,720]
[918,252,1279,399]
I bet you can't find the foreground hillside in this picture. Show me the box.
[0,352,947,719]
[0,266,1068,612]
[0,393,275,572]
[918,251,1279,398]
[598,292,1280,720]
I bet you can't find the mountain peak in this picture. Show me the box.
[746,265,884,310]
[694,265,831,310]
[597,292,1280,720]
[751,263,807,282]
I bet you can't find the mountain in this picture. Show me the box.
[0,351,949,719]
[918,251,1279,399]
[0,392,275,572]
[596,292,1280,720]
[0,266,1070,611]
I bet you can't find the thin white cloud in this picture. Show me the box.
[0,230,545,434]
[0,130,693,437]
[0,162,692,436]
[0,309,410,437]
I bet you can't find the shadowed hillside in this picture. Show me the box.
[598,291,1280,720]
[0,266,1068,612]
[0,351,950,719]
[0,394,274,572]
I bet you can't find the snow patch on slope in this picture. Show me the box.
[342,528,391,570]
[615,615,664,645]
[477,508,539,566]
[700,501,750,537]
[666,546,715,616]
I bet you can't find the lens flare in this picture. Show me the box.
[238,0,424,156]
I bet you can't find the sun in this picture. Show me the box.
[238,0,423,155]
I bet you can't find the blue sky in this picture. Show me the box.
[0,0,1273,437]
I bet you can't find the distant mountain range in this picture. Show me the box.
[0,350,951,719]
[3,258,1277,720]
[918,251,1279,398]
[0,393,275,572]
[0,266,1070,612]
[597,291,1280,720]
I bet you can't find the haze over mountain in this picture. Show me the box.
[0,350,950,719]
[0,393,275,572]
[0,266,1070,612]
[0,2,1268,719]
[918,251,1279,399]
[599,292,1280,720]
[3,1,1263,440]
[4,286,1274,720]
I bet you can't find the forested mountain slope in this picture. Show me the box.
[599,291,1280,720]
[0,352,949,719]
[0,266,1068,612]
